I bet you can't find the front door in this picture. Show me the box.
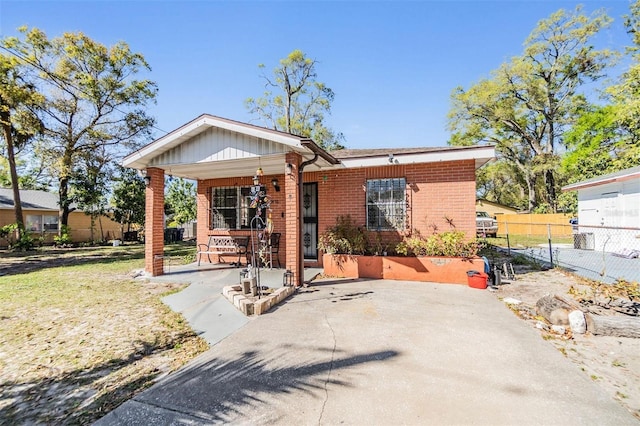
[302,182,318,260]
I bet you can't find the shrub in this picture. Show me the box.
[1,223,37,251]
[53,225,73,247]
[318,215,368,255]
[396,230,479,258]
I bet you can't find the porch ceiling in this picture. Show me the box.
[141,152,336,180]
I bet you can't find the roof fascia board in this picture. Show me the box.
[338,145,494,168]
[300,139,340,165]
[562,172,640,192]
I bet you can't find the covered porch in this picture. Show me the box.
[122,114,340,287]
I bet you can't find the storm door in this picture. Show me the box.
[302,183,318,260]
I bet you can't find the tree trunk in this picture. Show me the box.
[59,148,74,231]
[536,295,578,325]
[0,113,24,235]
[59,177,71,232]
[545,169,557,212]
[585,314,640,338]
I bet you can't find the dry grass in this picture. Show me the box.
[0,243,208,424]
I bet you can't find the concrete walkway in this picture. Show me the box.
[144,264,321,346]
[96,271,637,425]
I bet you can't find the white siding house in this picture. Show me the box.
[562,166,640,253]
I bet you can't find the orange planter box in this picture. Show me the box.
[323,254,484,285]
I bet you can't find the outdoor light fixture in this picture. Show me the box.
[285,163,293,175]
[272,178,280,192]
[253,175,260,186]
[388,153,394,163]
[256,167,264,177]
[144,175,152,187]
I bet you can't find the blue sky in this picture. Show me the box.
[0,0,634,149]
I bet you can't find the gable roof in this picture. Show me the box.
[123,114,339,179]
[123,114,495,179]
[0,188,59,211]
[562,165,640,192]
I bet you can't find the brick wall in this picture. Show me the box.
[145,168,165,276]
[195,158,477,273]
[315,160,477,252]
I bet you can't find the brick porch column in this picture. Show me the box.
[196,180,209,250]
[285,153,302,286]
[144,167,165,276]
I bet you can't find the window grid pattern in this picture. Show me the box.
[211,187,257,229]
[366,178,406,231]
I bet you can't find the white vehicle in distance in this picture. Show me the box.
[476,211,498,237]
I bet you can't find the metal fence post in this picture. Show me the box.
[505,221,511,256]
[547,223,553,266]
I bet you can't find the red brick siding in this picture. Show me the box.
[144,168,165,276]
[194,158,477,275]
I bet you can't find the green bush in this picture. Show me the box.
[318,215,368,255]
[396,230,479,258]
[53,225,73,247]
[1,223,36,251]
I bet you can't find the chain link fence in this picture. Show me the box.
[489,219,640,284]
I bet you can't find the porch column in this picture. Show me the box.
[196,180,209,250]
[284,152,303,286]
[144,167,165,276]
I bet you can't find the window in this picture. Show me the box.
[366,178,406,231]
[26,214,59,233]
[211,187,257,229]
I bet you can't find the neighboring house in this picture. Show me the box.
[123,114,495,283]
[475,199,518,217]
[562,166,640,252]
[0,188,122,245]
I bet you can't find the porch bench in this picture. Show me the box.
[197,236,248,267]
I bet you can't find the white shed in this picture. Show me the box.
[562,165,640,253]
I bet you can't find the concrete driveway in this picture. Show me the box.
[96,277,637,425]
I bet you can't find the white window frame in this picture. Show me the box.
[26,214,59,233]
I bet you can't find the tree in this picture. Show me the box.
[476,161,527,210]
[165,178,196,227]
[71,146,112,242]
[111,165,145,234]
[245,49,345,150]
[448,6,615,212]
[0,43,43,234]
[562,105,638,180]
[603,0,640,168]
[2,27,157,234]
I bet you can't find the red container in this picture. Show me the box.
[467,271,488,289]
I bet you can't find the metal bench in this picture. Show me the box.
[197,236,248,266]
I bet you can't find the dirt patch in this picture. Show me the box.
[490,257,640,420]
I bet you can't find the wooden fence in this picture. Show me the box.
[495,213,574,237]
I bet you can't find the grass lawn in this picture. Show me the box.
[0,243,208,424]
[480,234,574,248]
